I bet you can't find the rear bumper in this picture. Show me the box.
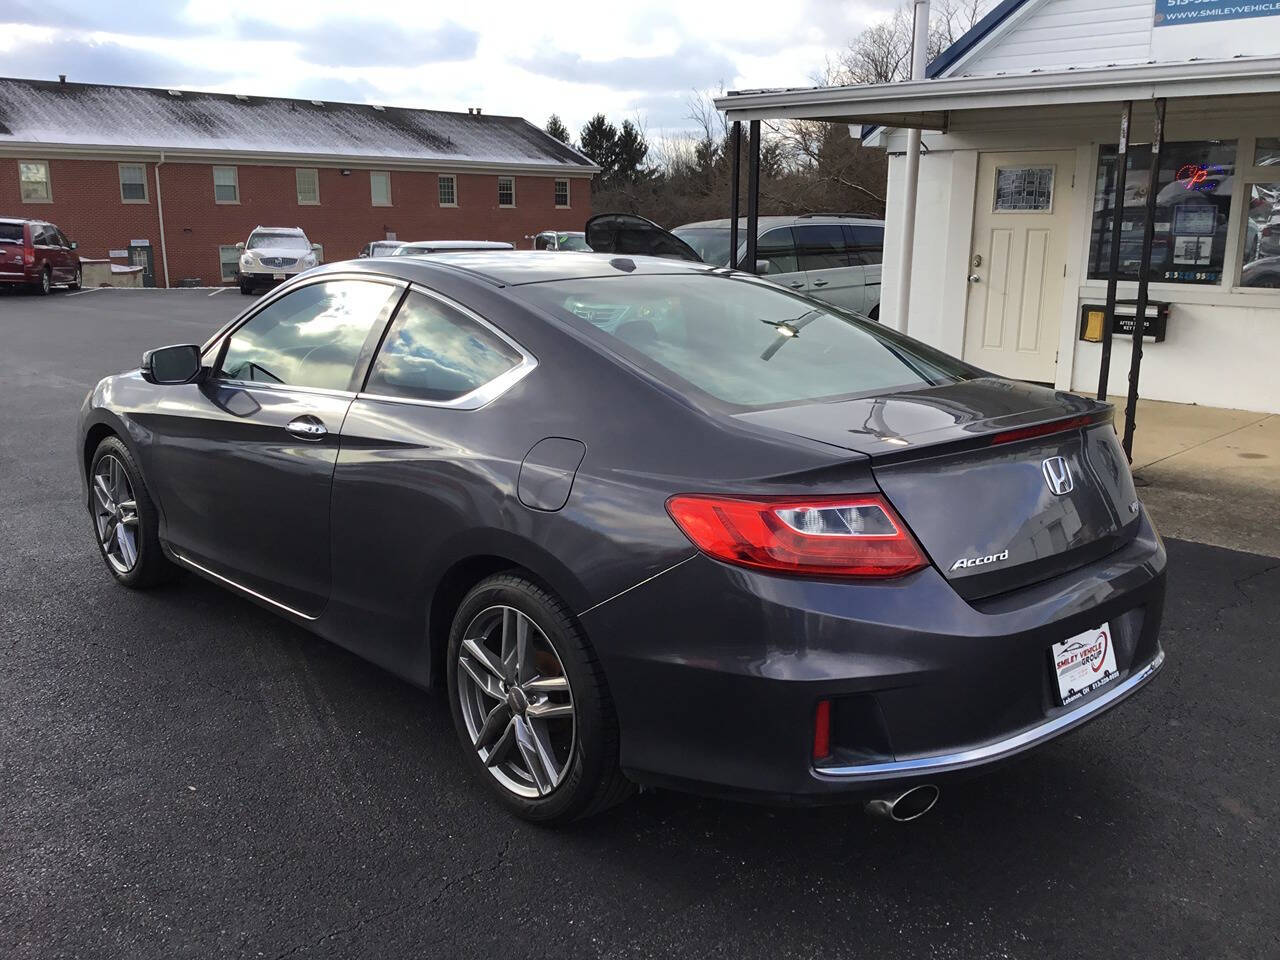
[582,512,1166,803]
[0,268,36,285]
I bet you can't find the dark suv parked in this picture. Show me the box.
[0,217,81,294]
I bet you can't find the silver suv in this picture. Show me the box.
[673,214,885,319]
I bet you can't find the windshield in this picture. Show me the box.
[248,232,310,251]
[672,227,732,266]
[556,233,591,251]
[0,223,23,244]
[515,274,976,410]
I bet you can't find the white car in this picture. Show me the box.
[236,226,319,294]
[673,215,887,320]
[388,240,514,256]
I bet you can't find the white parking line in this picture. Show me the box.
[66,287,104,297]
[207,287,227,297]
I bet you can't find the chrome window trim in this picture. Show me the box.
[355,281,538,411]
[816,649,1165,780]
[210,377,357,400]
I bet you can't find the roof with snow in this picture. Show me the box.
[0,77,596,173]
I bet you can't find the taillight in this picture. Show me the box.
[22,243,35,266]
[813,700,832,761]
[665,493,927,578]
[988,409,1112,446]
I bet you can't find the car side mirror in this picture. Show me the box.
[235,242,245,252]
[756,259,772,275]
[141,344,203,385]
[70,241,78,250]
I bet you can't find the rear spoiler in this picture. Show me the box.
[870,407,1115,466]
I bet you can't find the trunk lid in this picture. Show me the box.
[735,378,1142,600]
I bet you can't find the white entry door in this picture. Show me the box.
[963,151,1075,382]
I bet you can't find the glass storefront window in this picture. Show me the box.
[1242,181,1280,288]
[1087,139,1236,285]
[1254,138,1280,168]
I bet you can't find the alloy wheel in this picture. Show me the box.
[92,454,140,574]
[40,270,50,294]
[456,605,576,798]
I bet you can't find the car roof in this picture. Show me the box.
[538,230,585,236]
[251,226,306,234]
[396,240,514,250]
[675,215,885,231]
[1,216,35,225]
[327,250,718,287]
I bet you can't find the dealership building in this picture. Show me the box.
[719,0,1280,414]
[0,77,595,287]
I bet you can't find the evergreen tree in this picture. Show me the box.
[545,114,571,145]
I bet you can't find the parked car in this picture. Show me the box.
[358,241,404,259]
[1241,255,1280,287]
[390,240,514,256]
[236,226,318,294]
[0,217,81,294]
[673,214,886,320]
[78,252,1166,825]
[532,230,591,251]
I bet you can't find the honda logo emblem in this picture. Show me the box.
[1042,457,1073,495]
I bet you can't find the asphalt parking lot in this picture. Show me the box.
[2,287,1278,960]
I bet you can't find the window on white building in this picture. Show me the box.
[1241,137,1280,289]
[371,171,392,206]
[296,168,320,205]
[119,163,148,203]
[1088,139,1236,286]
[439,174,457,206]
[213,166,240,204]
[19,161,51,202]
[498,176,515,208]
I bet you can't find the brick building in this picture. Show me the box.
[0,77,596,287]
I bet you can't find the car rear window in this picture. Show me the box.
[515,274,976,410]
[0,223,24,244]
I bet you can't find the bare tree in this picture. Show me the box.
[836,0,991,85]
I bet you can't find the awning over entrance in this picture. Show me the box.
[714,55,1280,127]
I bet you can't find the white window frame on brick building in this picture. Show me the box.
[438,174,457,207]
[295,168,320,205]
[218,245,240,282]
[555,178,570,208]
[498,175,515,208]
[18,160,51,203]
[118,163,148,203]
[370,170,392,206]
[212,166,239,204]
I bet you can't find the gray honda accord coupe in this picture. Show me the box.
[77,252,1166,824]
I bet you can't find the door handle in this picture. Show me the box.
[285,416,327,440]
[788,280,804,288]
[968,274,982,283]
[811,279,829,287]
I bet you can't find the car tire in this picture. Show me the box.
[88,436,174,589]
[69,266,82,291]
[446,573,635,824]
[35,268,51,296]
[239,281,253,295]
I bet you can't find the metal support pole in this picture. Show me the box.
[729,121,742,269]
[891,0,931,333]
[1121,98,1165,462]
[744,119,761,274]
[1097,101,1132,401]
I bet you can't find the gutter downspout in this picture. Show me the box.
[892,0,930,333]
[155,150,171,289]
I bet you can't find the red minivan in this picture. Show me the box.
[0,217,82,294]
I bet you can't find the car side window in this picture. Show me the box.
[756,227,798,275]
[217,279,397,392]
[795,224,851,272]
[55,228,71,248]
[845,225,884,266]
[364,290,523,403]
[34,225,53,246]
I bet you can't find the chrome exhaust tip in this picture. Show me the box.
[864,784,940,822]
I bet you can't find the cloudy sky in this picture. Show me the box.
[0,0,901,137]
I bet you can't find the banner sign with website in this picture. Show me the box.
[1154,0,1280,26]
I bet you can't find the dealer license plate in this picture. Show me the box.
[1051,623,1119,706]
[273,272,286,280]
